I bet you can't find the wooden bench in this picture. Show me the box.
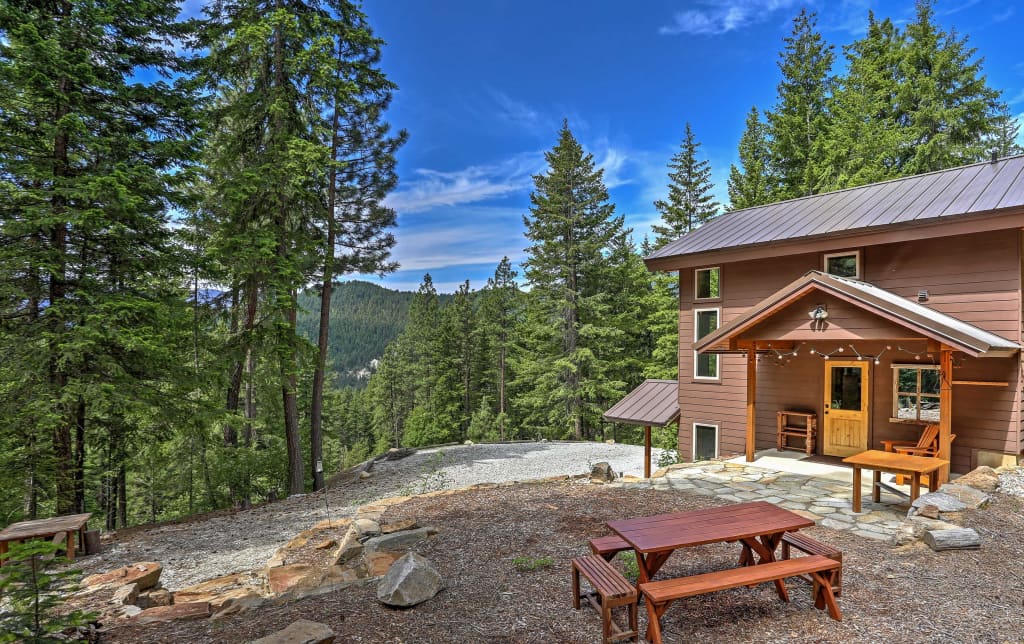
[589,535,631,561]
[780,532,842,596]
[571,555,639,643]
[639,555,841,644]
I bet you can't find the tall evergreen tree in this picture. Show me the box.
[652,123,720,247]
[518,122,628,440]
[767,9,834,199]
[0,0,197,518]
[476,258,521,440]
[727,107,776,210]
[309,3,406,490]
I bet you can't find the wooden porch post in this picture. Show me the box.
[644,425,651,478]
[746,348,756,462]
[937,348,953,485]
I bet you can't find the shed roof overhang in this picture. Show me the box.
[694,271,1020,359]
[603,379,680,426]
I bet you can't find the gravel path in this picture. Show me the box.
[77,441,662,590]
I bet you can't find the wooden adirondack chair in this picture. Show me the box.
[881,424,955,486]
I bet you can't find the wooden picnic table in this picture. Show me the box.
[606,501,815,586]
[842,450,948,513]
[0,513,92,565]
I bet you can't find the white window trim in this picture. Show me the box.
[694,266,721,301]
[693,307,720,381]
[692,422,719,460]
[890,363,940,423]
[823,249,862,279]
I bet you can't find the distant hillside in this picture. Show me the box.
[295,281,416,388]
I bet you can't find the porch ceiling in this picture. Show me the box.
[695,271,1020,358]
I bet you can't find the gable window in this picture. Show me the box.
[824,250,861,278]
[695,267,720,300]
[693,423,718,460]
[694,308,719,379]
[892,364,940,422]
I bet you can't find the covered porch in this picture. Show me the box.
[695,271,1020,485]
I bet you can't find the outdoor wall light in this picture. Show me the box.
[808,305,829,320]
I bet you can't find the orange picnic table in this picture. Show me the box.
[0,513,92,565]
[842,450,948,513]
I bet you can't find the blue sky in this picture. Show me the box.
[182,1,1024,293]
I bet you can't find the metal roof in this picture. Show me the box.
[695,271,1020,358]
[647,155,1024,263]
[603,379,680,426]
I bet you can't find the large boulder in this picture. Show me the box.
[590,462,617,483]
[83,562,162,592]
[250,619,335,644]
[954,466,1000,492]
[376,552,442,607]
[134,602,211,624]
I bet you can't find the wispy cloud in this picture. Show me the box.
[489,90,557,136]
[659,0,801,36]
[386,153,542,214]
[390,209,527,273]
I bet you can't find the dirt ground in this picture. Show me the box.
[101,479,1024,643]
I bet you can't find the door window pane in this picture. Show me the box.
[694,424,717,461]
[830,366,862,410]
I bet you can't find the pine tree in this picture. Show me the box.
[727,107,776,210]
[652,123,720,247]
[0,0,197,517]
[897,0,1007,174]
[767,9,834,199]
[309,3,406,490]
[519,121,628,440]
[476,258,521,440]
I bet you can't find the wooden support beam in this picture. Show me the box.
[937,348,953,485]
[746,348,757,462]
[644,426,651,479]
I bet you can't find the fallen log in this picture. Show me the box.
[923,528,981,551]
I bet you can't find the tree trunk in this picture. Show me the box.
[224,286,241,447]
[74,396,86,512]
[117,463,127,528]
[282,299,303,495]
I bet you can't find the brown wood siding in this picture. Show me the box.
[676,229,1023,469]
[738,292,922,343]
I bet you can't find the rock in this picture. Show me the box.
[380,519,418,534]
[910,492,967,514]
[332,527,364,565]
[464,440,474,445]
[111,582,139,606]
[250,619,336,644]
[382,447,415,461]
[605,439,615,445]
[134,602,211,624]
[590,462,617,483]
[313,538,337,550]
[359,471,372,480]
[311,518,349,531]
[175,572,263,611]
[936,483,989,509]
[266,563,325,597]
[211,594,265,620]
[363,527,432,554]
[83,562,162,592]
[953,466,1000,492]
[376,552,443,607]
[915,504,940,519]
[366,551,402,577]
[137,588,172,609]
[923,527,981,551]
[353,518,381,538]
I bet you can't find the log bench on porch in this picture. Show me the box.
[639,555,842,644]
[571,554,639,643]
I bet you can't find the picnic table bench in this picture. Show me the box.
[0,513,92,565]
[571,554,639,643]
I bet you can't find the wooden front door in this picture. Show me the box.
[823,360,870,457]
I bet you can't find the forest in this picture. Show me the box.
[0,0,1018,530]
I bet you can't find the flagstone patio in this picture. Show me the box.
[609,449,913,540]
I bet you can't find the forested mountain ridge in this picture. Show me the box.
[295,281,449,388]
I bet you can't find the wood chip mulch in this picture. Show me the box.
[102,480,1024,643]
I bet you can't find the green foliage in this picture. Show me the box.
[727,106,776,210]
[467,398,499,442]
[0,541,96,643]
[512,555,554,572]
[616,550,640,583]
[652,123,720,246]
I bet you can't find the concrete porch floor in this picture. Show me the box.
[612,449,924,540]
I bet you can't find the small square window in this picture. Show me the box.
[693,423,718,461]
[695,267,720,299]
[824,251,860,278]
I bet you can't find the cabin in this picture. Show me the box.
[643,155,1024,481]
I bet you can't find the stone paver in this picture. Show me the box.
[609,459,908,540]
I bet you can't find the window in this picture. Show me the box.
[823,250,861,278]
[892,364,940,422]
[694,308,719,379]
[693,423,718,461]
[695,267,720,300]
